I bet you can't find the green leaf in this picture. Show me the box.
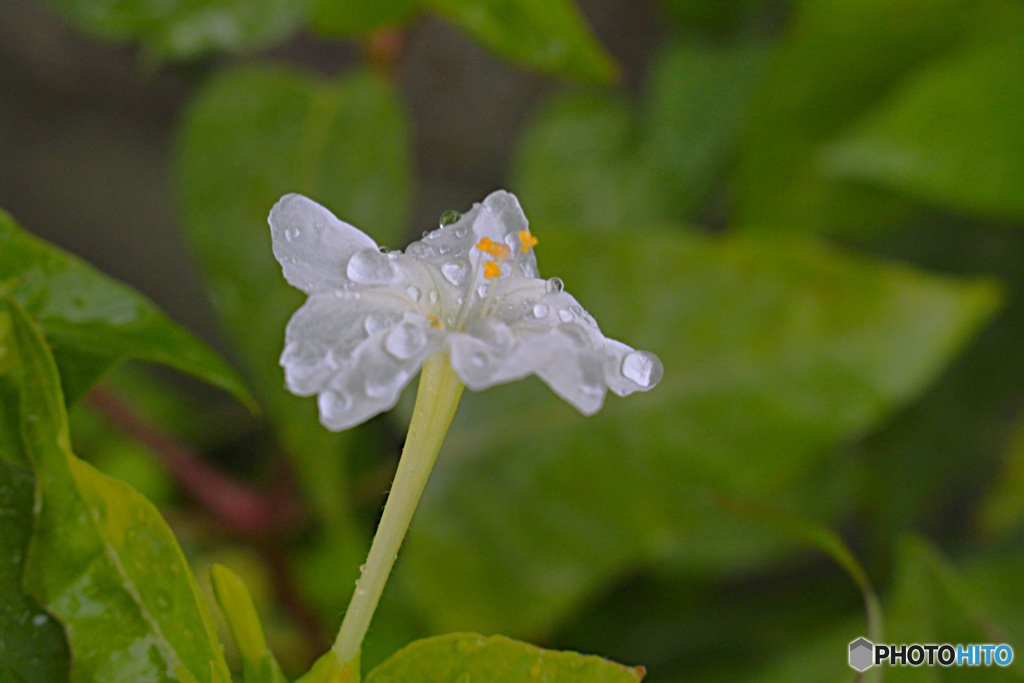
[311,0,416,35]
[883,537,1021,681]
[176,64,412,615]
[511,41,765,227]
[43,0,309,60]
[0,382,70,682]
[210,564,287,683]
[979,418,1024,537]
[0,209,254,409]
[824,19,1024,220]
[734,0,991,233]
[397,225,999,637]
[423,0,618,82]
[640,40,767,217]
[512,90,672,230]
[6,297,230,683]
[364,633,645,682]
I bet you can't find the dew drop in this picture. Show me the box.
[439,209,461,227]
[284,227,300,242]
[441,260,469,285]
[470,352,487,368]
[364,312,391,335]
[429,290,439,304]
[422,231,430,238]
[347,249,396,284]
[359,564,366,574]
[454,227,468,238]
[438,245,451,255]
[378,246,391,253]
[621,351,664,388]
[545,277,564,293]
[407,241,433,259]
[533,303,549,319]
[355,587,366,596]
[319,391,352,419]
[477,284,488,298]
[407,286,422,302]
[558,309,573,323]
[570,304,584,317]
[385,323,428,360]
[31,614,48,627]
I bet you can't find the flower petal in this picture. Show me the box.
[281,290,439,430]
[446,279,661,413]
[270,194,378,293]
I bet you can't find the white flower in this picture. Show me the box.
[270,190,663,431]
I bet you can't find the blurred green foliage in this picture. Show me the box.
[4,0,1024,680]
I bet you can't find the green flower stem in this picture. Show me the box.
[332,352,465,668]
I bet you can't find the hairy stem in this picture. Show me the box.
[332,353,464,667]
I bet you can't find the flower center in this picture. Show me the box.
[451,230,538,331]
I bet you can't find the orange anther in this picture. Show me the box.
[476,237,511,259]
[483,261,502,280]
[518,230,538,253]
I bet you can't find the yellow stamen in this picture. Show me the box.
[428,315,443,329]
[518,230,538,253]
[483,261,502,280]
[476,237,511,260]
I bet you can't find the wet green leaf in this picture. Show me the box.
[0,209,254,409]
[398,225,999,637]
[364,633,645,682]
[734,0,990,233]
[43,0,308,60]
[0,382,70,682]
[825,18,1024,220]
[210,564,287,683]
[6,297,230,682]
[424,0,618,82]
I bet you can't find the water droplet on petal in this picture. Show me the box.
[533,303,549,319]
[385,323,427,360]
[546,277,564,293]
[621,350,663,388]
[284,227,300,242]
[470,352,487,368]
[364,312,391,335]
[558,309,573,323]
[438,245,451,255]
[407,241,433,259]
[407,287,421,302]
[441,260,469,285]
[429,290,439,303]
[347,249,397,284]
[439,209,461,227]
[455,227,468,238]
[319,391,352,420]
[378,246,391,253]
[477,284,488,298]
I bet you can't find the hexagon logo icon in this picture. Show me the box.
[849,637,874,671]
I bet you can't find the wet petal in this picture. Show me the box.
[270,194,378,293]
[281,291,439,430]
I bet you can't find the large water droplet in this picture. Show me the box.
[533,303,549,319]
[545,277,564,293]
[621,350,663,388]
[284,227,300,242]
[441,260,469,285]
[439,209,461,227]
[364,312,391,335]
[385,323,427,360]
[347,249,396,284]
